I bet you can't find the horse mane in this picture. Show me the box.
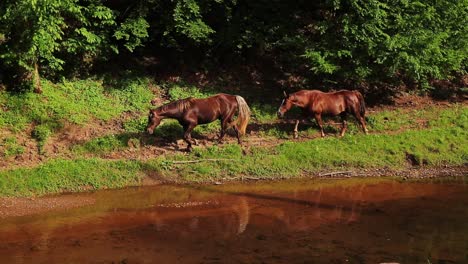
[158,97,194,113]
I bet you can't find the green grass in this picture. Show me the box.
[165,82,215,100]
[0,78,154,132]
[0,158,144,197]
[0,137,25,158]
[71,134,129,154]
[153,126,466,183]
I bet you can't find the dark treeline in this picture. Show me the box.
[0,0,466,97]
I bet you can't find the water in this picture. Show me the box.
[1,178,468,264]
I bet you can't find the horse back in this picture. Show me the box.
[298,89,358,115]
[188,94,237,124]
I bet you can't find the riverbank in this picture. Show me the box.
[1,80,467,197]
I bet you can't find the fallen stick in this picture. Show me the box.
[244,176,260,180]
[170,158,235,164]
[319,171,353,177]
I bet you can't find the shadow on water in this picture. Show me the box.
[180,183,384,216]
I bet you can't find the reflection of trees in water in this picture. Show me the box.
[249,185,368,232]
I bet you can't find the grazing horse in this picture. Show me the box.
[147,94,251,151]
[277,90,368,138]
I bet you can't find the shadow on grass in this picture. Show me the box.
[248,118,342,138]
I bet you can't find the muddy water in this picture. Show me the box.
[1,178,468,264]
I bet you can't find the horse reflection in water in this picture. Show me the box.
[140,196,252,238]
[147,94,251,151]
[278,90,369,138]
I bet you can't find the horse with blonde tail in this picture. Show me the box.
[147,93,251,151]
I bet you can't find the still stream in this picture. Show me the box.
[1,177,467,263]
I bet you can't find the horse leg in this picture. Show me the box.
[225,117,242,144]
[293,119,300,139]
[359,115,369,135]
[218,117,231,143]
[218,118,226,143]
[219,109,238,143]
[314,113,325,137]
[353,111,368,135]
[183,123,196,151]
[230,125,241,144]
[340,113,348,137]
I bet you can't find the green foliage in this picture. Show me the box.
[114,18,150,52]
[171,0,215,42]
[2,0,465,91]
[303,0,468,85]
[303,50,339,75]
[0,0,150,89]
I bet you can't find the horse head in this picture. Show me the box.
[277,91,294,118]
[146,109,162,134]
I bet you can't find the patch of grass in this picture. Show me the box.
[0,78,154,133]
[250,104,278,123]
[0,158,144,197]
[72,134,129,154]
[165,82,214,100]
[123,116,148,133]
[31,124,53,154]
[108,76,154,112]
[368,105,467,132]
[0,137,25,157]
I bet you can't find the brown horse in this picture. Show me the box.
[147,93,251,151]
[277,90,368,138]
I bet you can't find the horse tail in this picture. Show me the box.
[355,91,366,117]
[235,95,251,135]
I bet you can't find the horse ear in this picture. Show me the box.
[283,91,288,98]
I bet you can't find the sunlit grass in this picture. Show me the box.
[0,159,144,197]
